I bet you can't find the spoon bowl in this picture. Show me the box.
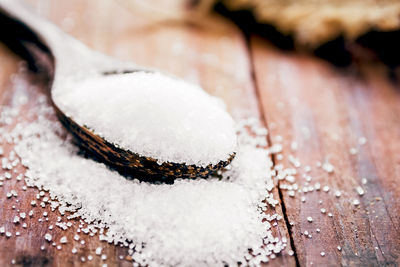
[0,0,236,180]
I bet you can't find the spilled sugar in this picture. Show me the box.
[0,73,285,266]
[53,72,237,167]
[16,109,277,266]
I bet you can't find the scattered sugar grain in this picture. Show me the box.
[44,233,52,242]
[356,186,365,196]
[322,162,334,173]
[315,183,321,191]
[358,137,367,145]
[290,141,298,151]
[349,148,357,155]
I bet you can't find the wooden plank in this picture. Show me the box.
[251,36,400,266]
[0,1,294,266]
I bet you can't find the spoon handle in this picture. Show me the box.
[0,0,85,58]
[0,0,138,76]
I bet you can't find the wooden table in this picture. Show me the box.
[0,1,399,266]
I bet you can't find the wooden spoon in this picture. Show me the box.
[0,0,235,181]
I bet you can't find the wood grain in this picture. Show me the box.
[0,1,294,266]
[251,36,400,266]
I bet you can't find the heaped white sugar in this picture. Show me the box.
[52,72,237,167]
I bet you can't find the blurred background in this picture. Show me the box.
[113,0,400,72]
[2,0,400,77]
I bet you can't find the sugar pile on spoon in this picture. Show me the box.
[1,71,286,266]
[53,72,237,166]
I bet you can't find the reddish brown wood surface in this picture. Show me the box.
[1,1,400,266]
[0,1,294,266]
[251,37,400,266]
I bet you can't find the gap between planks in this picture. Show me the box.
[242,30,301,267]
